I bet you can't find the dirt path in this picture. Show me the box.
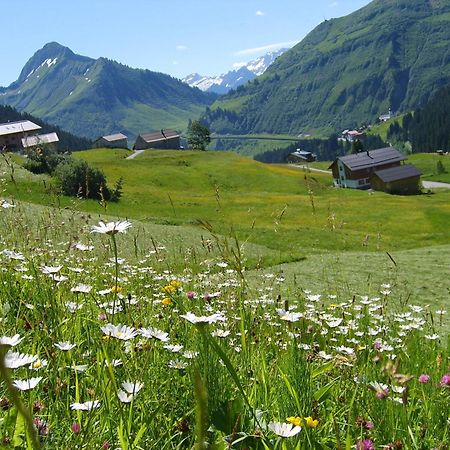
[422,180,450,189]
[126,150,145,160]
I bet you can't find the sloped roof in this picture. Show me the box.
[0,120,41,137]
[21,132,59,148]
[334,147,406,171]
[373,164,421,183]
[99,133,127,142]
[140,129,179,143]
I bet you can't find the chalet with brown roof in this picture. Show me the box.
[94,133,128,149]
[133,129,180,150]
[329,147,421,193]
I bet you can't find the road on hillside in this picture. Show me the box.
[126,150,145,160]
[422,180,450,189]
[283,164,331,174]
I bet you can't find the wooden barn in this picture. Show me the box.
[0,120,42,150]
[329,147,421,193]
[370,164,421,194]
[133,129,180,150]
[21,132,59,152]
[287,150,317,163]
[94,133,128,149]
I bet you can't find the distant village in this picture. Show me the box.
[0,113,422,195]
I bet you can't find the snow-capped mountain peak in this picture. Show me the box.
[182,48,287,94]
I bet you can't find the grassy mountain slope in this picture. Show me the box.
[4,148,450,256]
[0,42,216,140]
[206,0,450,135]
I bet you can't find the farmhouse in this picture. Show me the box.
[341,129,365,142]
[21,132,59,151]
[329,147,421,193]
[287,150,317,163]
[94,133,128,149]
[0,120,42,150]
[133,129,180,150]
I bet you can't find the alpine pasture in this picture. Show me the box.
[0,149,449,449]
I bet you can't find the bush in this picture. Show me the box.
[54,158,110,200]
[23,146,69,174]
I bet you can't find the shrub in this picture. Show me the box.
[54,158,110,200]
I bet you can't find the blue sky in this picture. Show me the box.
[1,0,371,87]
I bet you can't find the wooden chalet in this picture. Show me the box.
[287,150,317,163]
[94,133,128,149]
[329,147,421,193]
[0,120,42,150]
[133,129,180,150]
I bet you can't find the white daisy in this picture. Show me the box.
[180,312,225,324]
[91,220,132,235]
[0,334,23,347]
[139,327,169,342]
[4,351,38,369]
[13,377,42,391]
[101,324,138,341]
[70,400,101,411]
[54,341,76,351]
[117,390,134,403]
[121,381,143,394]
[268,422,302,437]
[71,284,92,294]
[168,359,188,369]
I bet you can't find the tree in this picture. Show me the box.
[351,139,364,154]
[187,120,211,150]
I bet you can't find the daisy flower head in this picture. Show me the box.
[13,377,42,391]
[70,400,101,411]
[91,220,132,235]
[268,421,302,437]
[121,381,144,394]
[4,351,38,369]
[54,341,76,351]
[0,334,23,347]
[101,324,138,341]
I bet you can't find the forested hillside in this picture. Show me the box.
[205,0,450,135]
[387,84,450,153]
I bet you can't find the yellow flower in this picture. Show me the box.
[170,280,182,289]
[162,285,176,294]
[305,416,319,428]
[111,285,122,293]
[162,297,172,306]
[286,416,303,427]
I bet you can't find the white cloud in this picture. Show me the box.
[256,10,265,16]
[329,1,338,7]
[234,41,297,57]
[176,45,187,51]
[172,60,178,65]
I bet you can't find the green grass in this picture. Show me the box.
[5,149,450,259]
[0,197,448,449]
[408,153,450,183]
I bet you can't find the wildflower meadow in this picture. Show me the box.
[0,200,448,449]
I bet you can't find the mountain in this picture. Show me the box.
[204,0,450,135]
[0,42,216,140]
[0,104,91,150]
[182,49,286,94]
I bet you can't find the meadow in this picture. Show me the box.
[0,149,449,448]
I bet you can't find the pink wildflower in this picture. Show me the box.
[418,374,430,384]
